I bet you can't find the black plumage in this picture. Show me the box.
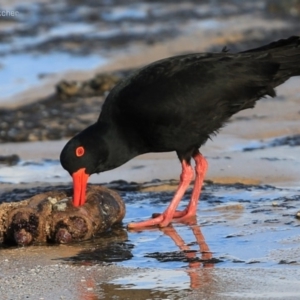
[60,36,300,228]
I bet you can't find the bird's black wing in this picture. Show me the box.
[100,52,279,152]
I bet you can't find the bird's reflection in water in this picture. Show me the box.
[74,220,215,298]
[77,277,98,300]
[160,218,214,289]
[130,217,216,289]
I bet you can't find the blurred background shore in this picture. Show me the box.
[0,0,300,187]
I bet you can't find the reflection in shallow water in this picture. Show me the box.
[159,222,215,289]
[57,183,300,298]
[72,221,218,299]
[128,219,217,289]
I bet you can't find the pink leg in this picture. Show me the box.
[127,160,194,229]
[172,151,208,220]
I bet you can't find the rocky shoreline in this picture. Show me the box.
[1,1,300,145]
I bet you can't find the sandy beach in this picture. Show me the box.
[0,1,300,299]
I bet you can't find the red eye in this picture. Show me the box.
[76,146,85,157]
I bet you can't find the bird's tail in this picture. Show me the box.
[241,36,300,84]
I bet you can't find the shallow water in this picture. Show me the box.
[73,184,300,296]
[83,184,300,267]
[0,159,66,183]
[0,52,106,99]
[1,179,299,297]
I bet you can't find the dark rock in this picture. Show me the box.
[0,154,20,166]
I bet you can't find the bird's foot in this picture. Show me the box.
[127,212,174,229]
[152,209,196,225]
[128,208,197,229]
[152,209,187,219]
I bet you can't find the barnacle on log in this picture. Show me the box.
[0,185,125,246]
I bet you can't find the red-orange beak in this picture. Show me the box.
[72,168,89,207]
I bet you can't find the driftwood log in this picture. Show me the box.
[0,185,125,246]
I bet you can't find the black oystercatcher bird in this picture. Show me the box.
[60,36,300,229]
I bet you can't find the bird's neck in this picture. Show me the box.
[101,121,144,171]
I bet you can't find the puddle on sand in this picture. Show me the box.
[230,134,300,152]
[0,52,106,100]
[119,185,299,268]
[0,159,67,183]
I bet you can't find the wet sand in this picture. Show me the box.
[1,1,300,299]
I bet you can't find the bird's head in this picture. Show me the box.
[60,124,109,207]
